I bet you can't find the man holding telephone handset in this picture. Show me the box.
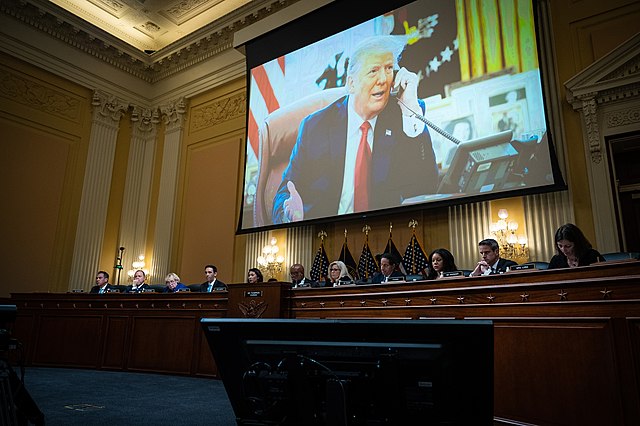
[272,35,439,223]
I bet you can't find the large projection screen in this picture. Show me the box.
[239,0,565,232]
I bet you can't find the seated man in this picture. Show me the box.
[289,263,318,288]
[370,253,404,284]
[199,264,227,292]
[272,35,438,223]
[470,238,518,276]
[90,270,114,294]
[125,269,149,293]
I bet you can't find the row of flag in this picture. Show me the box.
[309,227,430,282]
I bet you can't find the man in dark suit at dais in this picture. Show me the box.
[272,35,438,223]
[469,238,518,276]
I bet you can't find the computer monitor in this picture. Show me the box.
[201,318,494,425]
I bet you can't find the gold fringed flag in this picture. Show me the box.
[358,225,378,280]
[384,222,406,275]
[402,220,429,275]
[339,229,358,280]
[310,231,330,281]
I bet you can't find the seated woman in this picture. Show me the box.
[425,248,458,279]
[325,261,354,286]
[247,268,264,284]
[163,272,188,293]
[548,223,605,269]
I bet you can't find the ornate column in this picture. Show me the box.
[116,106,159,283]
[69,90,127,289]
[150,98,187,281]
[573,92,619,252]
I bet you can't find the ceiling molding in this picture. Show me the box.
[1,0,302,84]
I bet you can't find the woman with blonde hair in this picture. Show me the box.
[163,272,188,293]
[325,260,354,286]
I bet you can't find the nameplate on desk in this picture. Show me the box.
[71,289,84,293]
[212,287,226,292]
[177,288,191,292]
[245,291,263,297]
[510,263,534,271]
[142,288,155,293]
[442,271,464,278]
[107,289,120,293]
[387,276,404,282]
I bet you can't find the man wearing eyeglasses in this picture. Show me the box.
[289,263,318,288]
[370,253,404,284]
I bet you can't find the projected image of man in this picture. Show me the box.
[272,35,438,223]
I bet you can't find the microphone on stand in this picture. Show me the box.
[115,246,125,286]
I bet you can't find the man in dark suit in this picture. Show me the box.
[125,269,149,293]
[199,264,227,292]
[289,263,319,288]
[470,238,518,276]
[272,35,438,223]
[370,253,405,284]
[90,270,114,294]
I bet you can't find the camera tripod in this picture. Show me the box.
[0,358,44,426]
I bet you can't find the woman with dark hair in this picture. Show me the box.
[548,223,605,269]
[247,268,264,283]
[425,248,458,280]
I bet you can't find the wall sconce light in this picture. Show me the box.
[257,237,284,279]
[489,209,529,263]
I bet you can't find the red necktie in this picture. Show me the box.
[354,121,371,212]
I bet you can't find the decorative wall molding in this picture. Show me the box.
[605,106,640,129]
[578,94,602,164]
[0,65,81,120]
[190,91,246,131]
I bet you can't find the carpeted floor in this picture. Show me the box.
[15,366,236,425]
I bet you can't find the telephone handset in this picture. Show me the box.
[390,70,403,97]
[390,70,461,146]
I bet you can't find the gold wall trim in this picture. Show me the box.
[0,65,81,121]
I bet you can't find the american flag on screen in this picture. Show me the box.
[357,238,378,280]
[247,58,286,161]
[310,243,330,282]
[403,233,430,276]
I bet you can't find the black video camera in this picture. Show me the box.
[1,304,17,351]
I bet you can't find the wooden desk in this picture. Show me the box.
[9,262,640,425]
[9,292,228,377]
[287,261,640,426]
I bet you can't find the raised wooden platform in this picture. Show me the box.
[9,261,640,425]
